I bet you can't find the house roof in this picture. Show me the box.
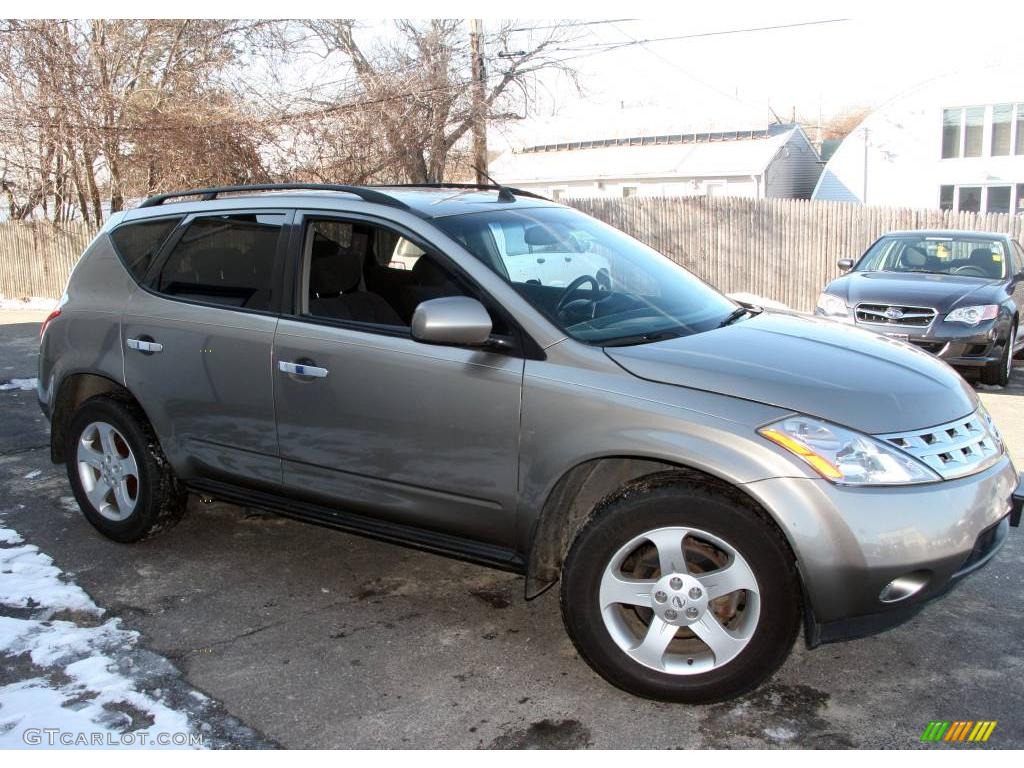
[490,127,802,185]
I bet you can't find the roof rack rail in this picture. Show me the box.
[138,183,410,210]
[377,183,550,202]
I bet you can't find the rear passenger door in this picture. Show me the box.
[122,209,290,487]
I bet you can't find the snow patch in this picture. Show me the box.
[0,295,59,311]
[23,470,42,480]
[764,726,798,742]
[0,525,208,749]
[0,539,99,615]
[0,378,38,392]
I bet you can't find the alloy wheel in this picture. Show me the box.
[598,526,760,674]
[76,421,140,521]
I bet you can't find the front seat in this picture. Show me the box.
[399,255,464,319]
[968,247,1001,278]
[308,238,403,325]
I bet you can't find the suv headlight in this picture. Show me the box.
[815,292,848,317]
[945,305,998,325]
[759,415,940,485]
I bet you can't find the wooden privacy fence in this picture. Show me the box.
[0,221,98,301]
[570,196,1024,312]
[1,197,1023,307]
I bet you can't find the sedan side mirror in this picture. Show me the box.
[411,296,492,347]
[837,258,854,271]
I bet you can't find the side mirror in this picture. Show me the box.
[411,296,492,347]
[837,258,854,271]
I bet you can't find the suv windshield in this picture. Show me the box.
[436,207,739,344]
[855,234,1008,280]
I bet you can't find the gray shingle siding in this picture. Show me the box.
[765,129,822,199]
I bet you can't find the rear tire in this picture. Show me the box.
[981,325,1015,386]
[65,395,186,543]
[560,473,801,703]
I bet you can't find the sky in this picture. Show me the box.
[477,2,1024,148]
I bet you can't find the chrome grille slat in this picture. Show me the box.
[855,303,937,328]
[878,411,1003,480]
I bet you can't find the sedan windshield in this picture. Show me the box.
[435,207,740,345]
[855,234,1008,280]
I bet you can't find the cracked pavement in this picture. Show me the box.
[2,310,1023,748]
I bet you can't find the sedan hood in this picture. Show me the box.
[828,271,1002,311]
[605,312,978,434]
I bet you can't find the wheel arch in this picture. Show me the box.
[523,456,801,601]
[50,371,153,463]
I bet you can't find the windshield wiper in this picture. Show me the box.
[601,329,685,347]
[717,307,750,328]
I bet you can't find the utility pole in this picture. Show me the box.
[469,19,489,185]
[862,126,870,204]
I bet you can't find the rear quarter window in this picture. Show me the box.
[109,217,182,282]
[154,212,285,312]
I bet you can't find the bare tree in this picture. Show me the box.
[292,20,579,183]
[0,19,271,222]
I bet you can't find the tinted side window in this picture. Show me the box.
[109,217,181,282]
[155,213,284,311]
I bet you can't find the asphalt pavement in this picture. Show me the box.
[2,311,1022,749]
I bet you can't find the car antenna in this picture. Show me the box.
[472,166,517,202]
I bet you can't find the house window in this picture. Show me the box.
[622,186,637,198]
[986,186,1011,214]
[963,107,984,157]
[957,187,982,213]
[992,104,1014,156]
[941,108,961,158]
[939,185,955,211]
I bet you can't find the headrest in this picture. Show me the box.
[310,235,361,295]
[902,245,927,267]
[969,247,994,264]
[411,255,451,286]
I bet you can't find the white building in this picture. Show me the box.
[813,66,1024,213]
[489,123,821,201]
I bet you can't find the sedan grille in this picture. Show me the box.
[878,412,1003,480]
[855,303,936,328]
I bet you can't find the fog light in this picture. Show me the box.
[879,571,930,603]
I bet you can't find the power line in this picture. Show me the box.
[515,18,850,57]
[502,19,640,34]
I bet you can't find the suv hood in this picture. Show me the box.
[827,271,1003,312]
[605,312,977,434]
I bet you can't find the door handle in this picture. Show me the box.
[278,360,329,378]
[126,338,163,353]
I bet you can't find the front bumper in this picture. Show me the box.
[744,457,1019,646]
[813,310,1008,368]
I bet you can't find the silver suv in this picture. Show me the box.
[38,183,1023,703]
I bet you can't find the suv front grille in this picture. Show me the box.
[878,412,1002,480]
[855,303,936,328]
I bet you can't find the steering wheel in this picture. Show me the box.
[951,264,988,277]
[556,274,606,321]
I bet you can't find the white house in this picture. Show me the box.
[489,123,821,201]
[813,66,1024,213]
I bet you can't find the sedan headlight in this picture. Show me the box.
[759,416,940,485]
[815,292,848,317]
[945,304,998,325]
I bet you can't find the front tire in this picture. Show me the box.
[560,473,801,703]
[981,325,1015,386]
[65,395,186,543]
